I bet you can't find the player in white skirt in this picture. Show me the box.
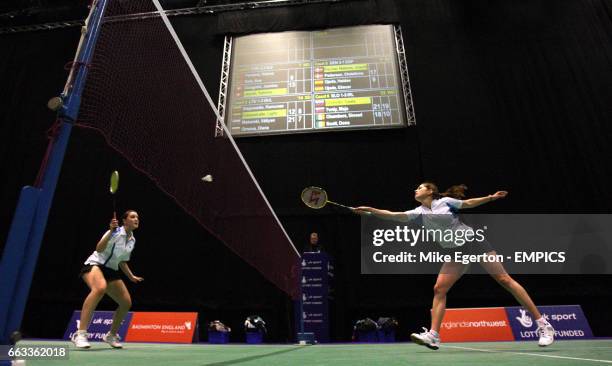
[354,182,554,349]
[71,210,144,349]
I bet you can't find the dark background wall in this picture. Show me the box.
[1,0,611,342]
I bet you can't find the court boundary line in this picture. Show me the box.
[444,344,612,364]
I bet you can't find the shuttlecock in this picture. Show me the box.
[201,174,213,182]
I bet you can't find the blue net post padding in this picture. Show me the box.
[0,0,110,344]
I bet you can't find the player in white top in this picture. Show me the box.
[354,182,554,349]
[71,210,144,349]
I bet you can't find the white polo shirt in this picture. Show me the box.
[405,197,463,216]
[85,226,135,270]
[404,197,471,248]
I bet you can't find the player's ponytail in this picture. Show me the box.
[441,184,467,199]
[423,182,467,199]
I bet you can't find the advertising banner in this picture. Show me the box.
[64,311,198,344]
[301,252,331,343]
[506,305,593,340]
[125,312,198,343]
[439,307,514,342]
[63,311,132,341]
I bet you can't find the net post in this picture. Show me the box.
[0,0,109,344]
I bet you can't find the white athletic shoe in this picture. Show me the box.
[410,327,440,350]
[103,332,123,348]
[537,324,555,347]
[71,330,90,349]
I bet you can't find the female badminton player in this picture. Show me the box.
[354,183,555,349]
[71,210,143,349]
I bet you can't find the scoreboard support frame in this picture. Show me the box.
[394,25,416,126]
[216,36,233,138]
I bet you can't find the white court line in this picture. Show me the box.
[444,345,612,364]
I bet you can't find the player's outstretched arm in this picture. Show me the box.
[460,191,508,209]
[353,206,413,222]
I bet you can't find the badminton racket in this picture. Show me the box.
[109,170,119,219]
[301,186,353,210]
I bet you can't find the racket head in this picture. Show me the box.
[110,170,120,194]
[301,186,328,209]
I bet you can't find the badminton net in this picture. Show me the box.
[75,0,300,298]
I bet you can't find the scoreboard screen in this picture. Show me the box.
[226,25,409,137]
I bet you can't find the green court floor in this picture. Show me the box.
[16,339,612,366]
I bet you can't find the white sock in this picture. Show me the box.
[535,317,549,327]
[430,330,439,337]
